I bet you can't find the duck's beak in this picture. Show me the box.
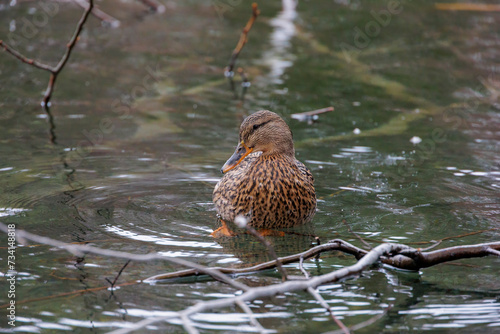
[221,141,253,173]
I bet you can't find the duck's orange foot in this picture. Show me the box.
[211,220,236,238]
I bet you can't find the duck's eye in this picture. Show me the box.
[252,120,272,132]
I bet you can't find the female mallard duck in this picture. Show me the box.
[213,110,316,232]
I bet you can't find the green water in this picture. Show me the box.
[0,0,499,333]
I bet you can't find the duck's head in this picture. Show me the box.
[221,110,294,173]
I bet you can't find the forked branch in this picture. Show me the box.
[0,0,95,106]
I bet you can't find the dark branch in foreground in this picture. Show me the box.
[1,222,498,334]
[106,242,434,334]
[0,0,94,106]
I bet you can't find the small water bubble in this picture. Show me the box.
[410,136,422,145]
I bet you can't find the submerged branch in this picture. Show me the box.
[0,222,249,292]
[109,242,412,334]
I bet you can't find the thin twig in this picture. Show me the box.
[236,300,267,334]
[299,255,310,279]
[0,222,249,292]
[0,41,53,70]
[225,3,260,74]
[244,224,288,281]
[0,280,139,309]
[74,0,120,27]
[435,3,500,11]
[308,287,350,334]
[486,247,500,256]
[323,305,392,334]
[106,260,131,288]
[44,0,94,105]
[418,240,442,251]
[434,228,499,244]
[180,313,199,334]
[0,0,95,106]
[342,219,371,249]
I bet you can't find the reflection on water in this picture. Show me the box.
[261,0,298,85]
[401,300,500,329]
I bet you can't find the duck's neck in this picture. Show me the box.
[260,140,295,158]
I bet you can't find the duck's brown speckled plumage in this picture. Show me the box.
[213,110,316,229]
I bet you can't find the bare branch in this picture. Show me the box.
[0,0,95,106]
[146,238,500,281]
[180,313,199,334]
[106,260,131,288]
[418,240,442,251]
[308,287,349,334]
[0,41,53,71]
[299,255,310,279]
[323,305,391,334]
[225,3,260,74]
[486,247,500,256]
[341,219,371,249]
[42,0,94,105]
[391,242,500,270]
[236,300,267,333]
[291,106,335,124]
[0,222,249,292]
